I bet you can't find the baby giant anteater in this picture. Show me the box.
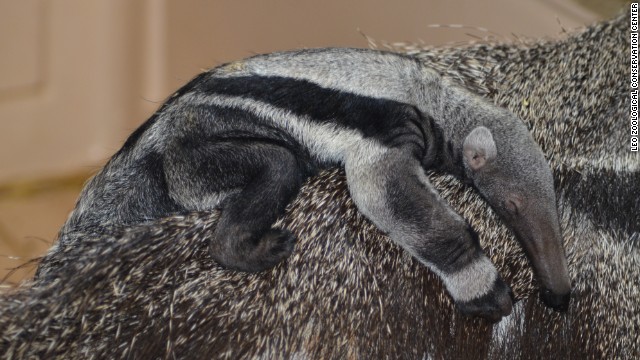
[58,48,571,321]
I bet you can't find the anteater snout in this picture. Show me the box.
[539,287,571,312]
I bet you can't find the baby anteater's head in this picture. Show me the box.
[461,123,571,312]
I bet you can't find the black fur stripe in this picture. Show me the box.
[561,165,640,234]
[196,75,430,150]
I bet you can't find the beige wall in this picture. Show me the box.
[0,0,600,183]
[0,1,147,182]
[163,0,598,92]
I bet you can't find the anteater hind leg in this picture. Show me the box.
[164,139,305,272]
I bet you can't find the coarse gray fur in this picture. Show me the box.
[52,47,569,321]
[2,8,636,360]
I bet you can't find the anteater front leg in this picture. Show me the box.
[345,146,513,322]
[164,139,305,272]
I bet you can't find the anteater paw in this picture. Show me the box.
[210,228,296,273]
[456,278,513,323]
[251,228,296,271]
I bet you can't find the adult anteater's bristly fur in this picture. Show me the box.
[1,8,638,360]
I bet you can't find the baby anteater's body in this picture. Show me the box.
[59,48,570,321]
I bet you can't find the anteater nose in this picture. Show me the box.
[539,288,571,312]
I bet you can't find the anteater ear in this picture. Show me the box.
[463,126,497,171]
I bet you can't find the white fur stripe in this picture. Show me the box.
[440,256,498,303]
[164,92,389,166]
[213,48,438,110]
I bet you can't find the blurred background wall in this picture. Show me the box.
[0,0,623,283]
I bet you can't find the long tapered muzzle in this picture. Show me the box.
[514,217,572,312]
[540,287,571,311]
[530,245,571,311]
